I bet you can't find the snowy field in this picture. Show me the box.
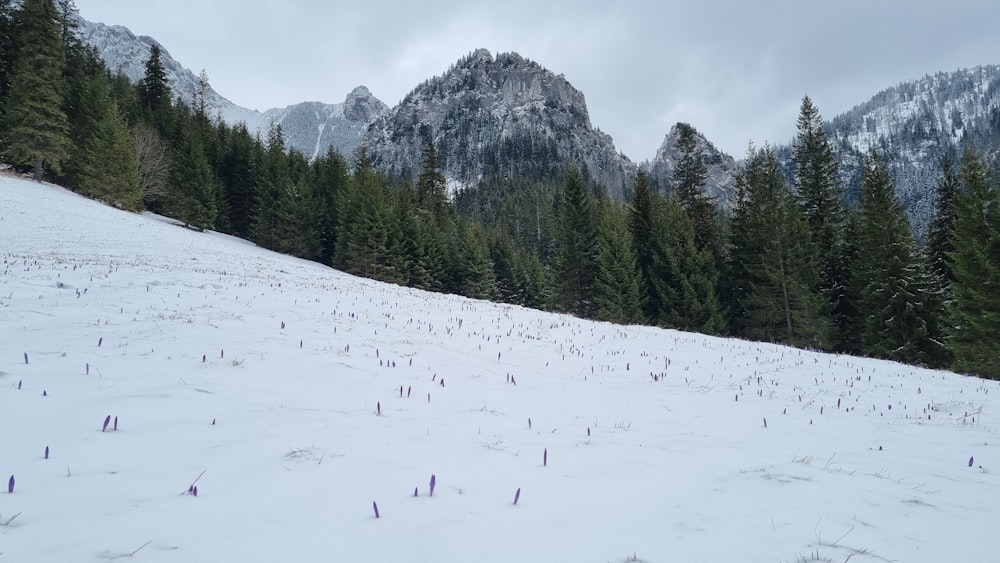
[1,175,997,562]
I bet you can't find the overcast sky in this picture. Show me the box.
[73,0,1000,161]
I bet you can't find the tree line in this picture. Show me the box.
[2,0,997,379]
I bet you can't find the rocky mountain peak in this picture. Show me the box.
[648,122,739,208]
[364,49,628,194]
[344,85,388,123]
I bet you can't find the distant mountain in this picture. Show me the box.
[646,123,739,209]
[777,65,1000,237]
[362,49,636,198]
[75,17,387,160]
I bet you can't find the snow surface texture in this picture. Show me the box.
[1,175,996,562]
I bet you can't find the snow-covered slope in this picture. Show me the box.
[1,174,996,562]
[76,17,387,160]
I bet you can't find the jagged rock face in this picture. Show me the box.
[647,123,739,210]
[362,49,636,198]
[76,17,387,160]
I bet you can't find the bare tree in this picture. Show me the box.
[131,123,169,205]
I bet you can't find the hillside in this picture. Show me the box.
[1,174,996,562]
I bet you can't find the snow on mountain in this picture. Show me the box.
[787,65,1000,236]
[75,17,387,160]
[2,174,997,562]
[363,49,636,198]
[647,123,740,209]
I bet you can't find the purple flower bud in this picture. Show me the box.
[202,354,206,363]
[17,380,21,389]
[373,501,380,519]
[528,417,532,429]
[543,448,548,467]
[113,416,118,431]
[86,363,89,375]
[763,417,767,428]
[7,475,13,493]
[212,418,216,425]
[45,446,49,459]
[407,386,411,398]
[102,415,111,432]
[413,487,418,497]
[513,488,521,505]
[193,486,198,496]
[587,427,591,437]
[430,474,436,497]
[377,401,381,415]
[969,456,974,467]
[281,321,285,329]
[43,390,47,396]
[440,378,445,387]
[24,352,28,364]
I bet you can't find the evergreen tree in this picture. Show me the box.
[594,203,644,324]
[728,144,830,347]
[853,150,946,366]
[138,44,171,133]
[164,116,217,230]
[792,96,848,350]
[947,148,1000,378]
[250,123,286,249]
[0,0,70,180]
[628,170,658,320]
[0,0,17,119]
[416,138,449,223]
[311,146,348,265]
[652,196,724,334]
[555,169,599,317]
[79,99,142,210]
[272,181,320,259]
[927,153,961,291]
[672,123,720,256]
[336,151,393,281]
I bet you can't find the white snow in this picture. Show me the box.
[1,174,997,562]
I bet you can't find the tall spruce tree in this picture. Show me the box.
[628,170,658,321]
[853,150,946,366]
[0,0,69,180]
[792,96,847,350]
[651,196,724,334]
[947,148,1000,378]
[138,44,171,133]
[164,111,217,231]
[0,0,16,119]
[416,138,449,223]
[728,144,830,347]
[927,154,961,291]
[594,203,645,324]
[555,169,599,317]
[673,123,720,257]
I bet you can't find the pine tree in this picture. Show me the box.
[336,151,392,281]
[0,0,17,119]
[628,170,658,321]
[728,144,830,347]
[272,181,321,260]
[138,44,171,133]
[79,99,142,210]
[250,123,286,249]
[652,196,724,334]
[555,169,599,317]
[853,150,946,366]
[311,146,348,265]
[594,203,644,324]
[164,116,217,231]
[927,153,961,291]
[672,123,719,255]
[416,138,449,223]
[792,96,849,351]
[0,0,70,180]
[947,148,1000,378]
